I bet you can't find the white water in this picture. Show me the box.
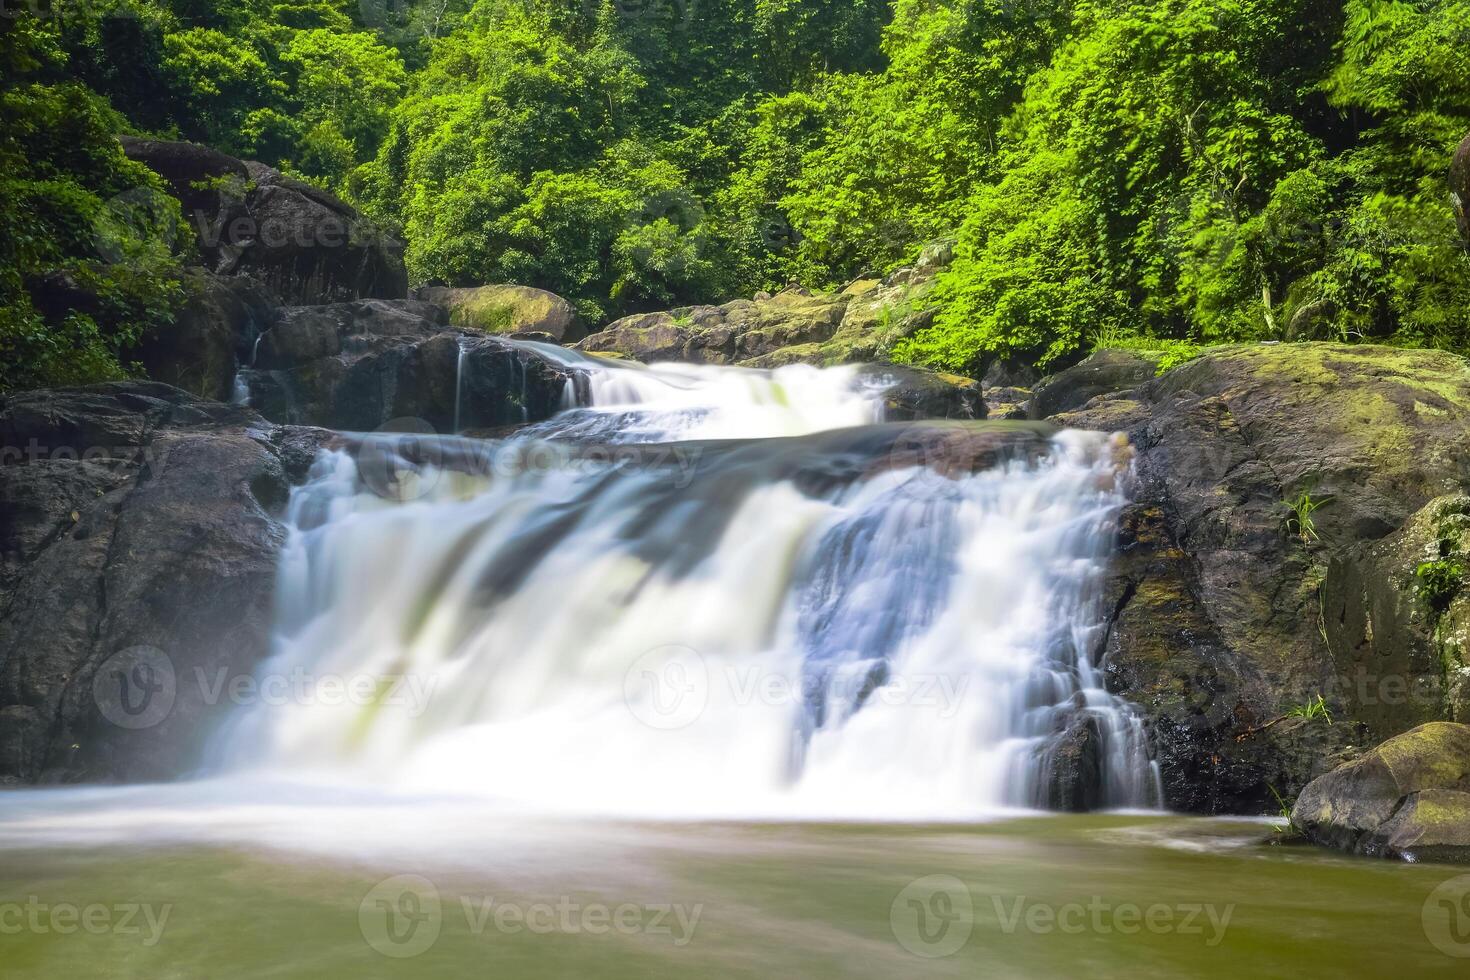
[211,350,1158,819]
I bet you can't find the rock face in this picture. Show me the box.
[125,270,276,403]
[417,285,584,343]
[1292,722,1470,863]
[120,137,407,305]
[0,383,319,783]
[1028,349,1161,419]
[1053,343,1470,811]
[1453,132,1470,247]
[1323,495,1470,735]
[240,300,577,433]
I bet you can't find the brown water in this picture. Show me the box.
[1,809,1467,978]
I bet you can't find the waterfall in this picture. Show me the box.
[217,352,1159,818]
[453,337,467,433]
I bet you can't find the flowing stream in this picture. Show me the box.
[217,349,1158,817]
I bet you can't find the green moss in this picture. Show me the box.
[450,301,516,333]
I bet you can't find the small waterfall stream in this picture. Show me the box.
[217,351,1159,817]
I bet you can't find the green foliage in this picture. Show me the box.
[1416,558,1466,615]
[1284,489,1328,543]
[1,21,185,391]
[7,0,1470,386]
[1286,694,1333,723]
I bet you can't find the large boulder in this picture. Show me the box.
[240,301,576,433]
[1056,343,1470,811]
[859,366,985,421]
[579,286,848,364]
[1453,132,1470,247]
[1292,722,1470,863]
[1028,349,1162,419]
[416,285,584,343]
[0,383,320,783]
[125,270,276,402]
[119,138,407,305]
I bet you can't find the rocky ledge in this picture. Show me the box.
[0,383,325,783]
[1043,343,1470,832]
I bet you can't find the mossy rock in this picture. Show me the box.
[1323,494,1470,736]
[418,285,583,343]
[1292,721,1470,863]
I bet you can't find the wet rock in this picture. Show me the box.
[859,366,985,421]
[126,271,276,402]
[0,382,321,783]
[246,320,573,431]
[1029,350,1162,419]
[1037,714,1103,812]
[1292,722,1470,863]
[254,299,446,371]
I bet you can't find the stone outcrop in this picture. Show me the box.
[125,270,276,403]
[1028,349,1162,419]
[1292,722,1470,863]
[0,383,323,783]
[240,300,577,433]
[1053,343,1470,812]
[119,137,408,305]
[416,285,584,344]
[578,286,851,365]
[1323,495,1470,736]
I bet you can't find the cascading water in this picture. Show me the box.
[216,349,1159,818]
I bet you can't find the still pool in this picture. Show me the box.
[0,792,1465,978]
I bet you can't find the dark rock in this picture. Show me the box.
[1029,350,1162,419]
[859,366,985,421]
[119,138,407,305]
[117,137,249,218]
[0,382,317,783]
[126,271,277,402]
[1292,722,1470,863]
[983,358,1041,390]
[247,329,574,434]
[417,285,583,344]
[1322,495,1470,736]
[253,299,446,371]
[1037,714,1103,812]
